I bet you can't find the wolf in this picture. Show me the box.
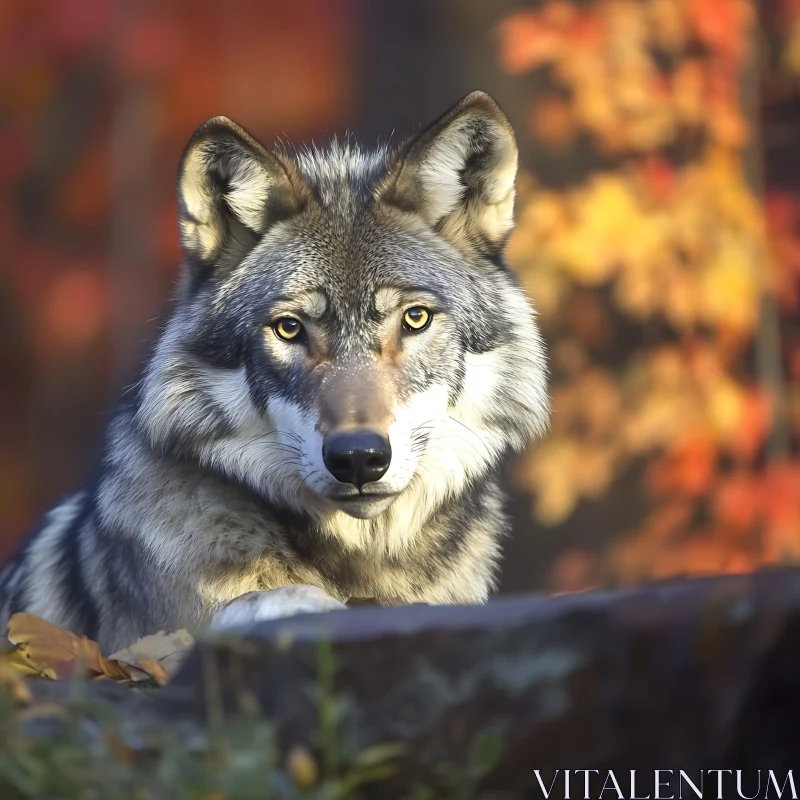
[0,91,549,652]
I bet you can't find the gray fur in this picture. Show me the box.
[0,92,549,652]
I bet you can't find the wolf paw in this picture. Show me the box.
[208,585,347,632]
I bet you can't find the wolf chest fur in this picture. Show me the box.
[0,91,549,652]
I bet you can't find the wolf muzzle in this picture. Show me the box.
[318,361,395,491]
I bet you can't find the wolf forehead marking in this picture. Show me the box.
[294,140,392,208]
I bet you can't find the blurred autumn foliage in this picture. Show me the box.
[0,0,357,548]
[501,0,800,591]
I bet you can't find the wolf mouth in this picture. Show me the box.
[325,490,401,519]
[333,492,398,502]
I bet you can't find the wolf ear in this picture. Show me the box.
[380,91,518,256]
[177,117,306,268]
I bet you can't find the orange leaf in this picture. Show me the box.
[648,433,717,497]
[712,474,761,531]
[7,614,130,682]
[731,390,772,460]
[129,658,169,686]
[685,0,753,64]
[529,95,577,149]
[496,12,562,74]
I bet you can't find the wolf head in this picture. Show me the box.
[135,91,548,541]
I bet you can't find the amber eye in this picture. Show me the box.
[273,317,303,341]
[402,306,431,332]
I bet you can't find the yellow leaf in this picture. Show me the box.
[700,240,759,331]
[707,378,744,441]
[0,660,33,703]
[662,266,701,330]
[516,440,582,526]
[1,644,57,680]
[556,175,642,284]
[287,744,319,788]
[648,0,687,52]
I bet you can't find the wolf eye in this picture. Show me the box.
[273,317,303,341]
[402,306,431,332]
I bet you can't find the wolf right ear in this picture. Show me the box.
[380,91,519,257]
[177,117,306,268]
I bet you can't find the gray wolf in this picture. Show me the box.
[0,91,549,652]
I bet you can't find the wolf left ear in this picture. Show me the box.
[380,91,519,255]
[177,117,306,268]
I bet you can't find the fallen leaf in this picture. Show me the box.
[1,642,57,680]
[7,613,129,681]
[108,629,194,685]
[5,614,193,686]
[0,660,33,703]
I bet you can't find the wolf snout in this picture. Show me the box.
[322,430,392,489]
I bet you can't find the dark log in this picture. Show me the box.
[158,568,800,794]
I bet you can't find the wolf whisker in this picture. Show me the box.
[446,416,494,460]
[240,429,305,450]
[239,431,304,454]
[276,430,305,446]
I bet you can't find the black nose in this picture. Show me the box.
[322,430,392,490]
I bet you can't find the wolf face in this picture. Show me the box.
[135,92,549,545]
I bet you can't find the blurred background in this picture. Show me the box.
[2,0,800,595]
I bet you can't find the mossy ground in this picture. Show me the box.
[0,676,503,800]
